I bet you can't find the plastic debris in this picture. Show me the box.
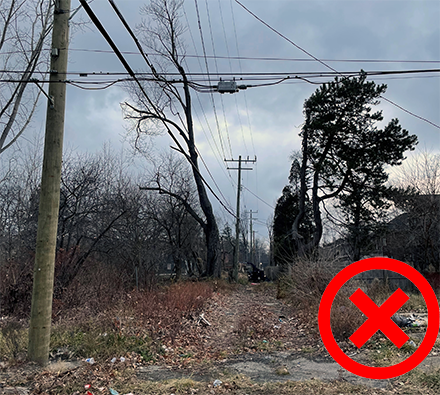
[84,384,91,390]
[408,340,417,348]
[86,392,94,395]
[110,357,117,363]
[411,317,427,327]
[85,357,95,365]
[392,314,428,328]
[392,315,411,327]
[120,356,126,363]
[109,388,119,395]
[213,379,222,387]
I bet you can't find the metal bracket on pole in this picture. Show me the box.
[69,4,83,20]
[30,79,54,107]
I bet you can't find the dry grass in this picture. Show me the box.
[0,280,215,365]
[134,281,213,314]
[284,256,361,340]
[284,256,429,343]
[0,318,28,362]
[22,369,439,395]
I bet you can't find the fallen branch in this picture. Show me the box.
[197,313,211,326]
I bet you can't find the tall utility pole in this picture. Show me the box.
[249,209,258,265]
[253,230,259,267]
[28,0,71,365]
[225,156,256,282]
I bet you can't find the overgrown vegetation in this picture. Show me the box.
[284,255,428,343]
[9,369,440,395]
[0,281,213,364]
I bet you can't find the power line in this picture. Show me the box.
[229,0,255,156]
[53,48,440,64]
[234,0,440,130]
[204,0,233,159]
[108,0,237,218]
[194,144,235,213]
[2,70,438,90]
[3,68,439,78]
[242,185,275,210]
[194,0,226,160]
[234,0,338,73]
[191,97,236,192]
[182,1,236,187]
[78,0,236,219]
[218,0,252,164]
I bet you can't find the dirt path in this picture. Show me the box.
[2,283,439,394]
[137,283,439,389]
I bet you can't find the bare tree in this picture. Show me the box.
[389,150,440,271]
[0,0,54,154]
[143,153,204,279]
[0,143,41,262]
[121,0,220,277]
[392,150,440,196]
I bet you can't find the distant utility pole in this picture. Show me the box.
[225,156,256,282]
[28,0,71,365]
[249,210,258,265]
[253,230,260,267]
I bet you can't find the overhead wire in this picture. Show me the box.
[123,0,235,215]
[2,70,438,90]
[229,0,254,156]
[78,0,236,219]
[191,98,236,192]
[194,144,235,212]
[216,0,248,159]
[108,0,237,217]
[204,0,233,159]
[3,68,439,79]
[194,0,227,161]
[234,0,440,130]
[6,47,439,64]
[182,2,236,191]
[242,185,275,210]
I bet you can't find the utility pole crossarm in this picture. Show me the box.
[225,156,257,163]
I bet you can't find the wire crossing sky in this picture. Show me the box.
[14,0,440,240]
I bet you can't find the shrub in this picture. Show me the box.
[0,318,28,362]
[48,280,214,362]
[286,256,366,342]
[0,257,34,317]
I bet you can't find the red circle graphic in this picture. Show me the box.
[318,257,439,380]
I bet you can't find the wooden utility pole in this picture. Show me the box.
[225,156,256,282]
[249,210,258,265]
[28,0,71,365]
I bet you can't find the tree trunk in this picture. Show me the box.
[292,129,309,258]
[182,75,220,278]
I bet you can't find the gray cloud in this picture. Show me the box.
[22,0,440,240]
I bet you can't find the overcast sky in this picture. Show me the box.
[29,0,440,241]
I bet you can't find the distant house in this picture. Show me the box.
[323,195,440,273]
[382,195,439,272]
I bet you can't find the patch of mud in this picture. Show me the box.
[137,351,391,388]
